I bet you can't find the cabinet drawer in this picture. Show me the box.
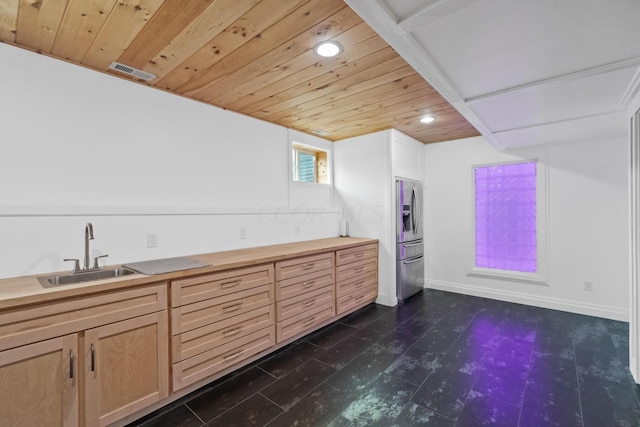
[275,252,334,281]
[336,243,378,266]
[337,285,377,315]
[336,258,377,283]
[0,284,167,352]
[172,305,274,363]
[172,284,273,335]
[173,326,275,391]
[276,285,334,322]
[276,302,335,343]
[336,272,378,298]
[171,264,273,307]
[276,268,334,301]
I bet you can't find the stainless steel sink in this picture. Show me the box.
[38,267,137,288]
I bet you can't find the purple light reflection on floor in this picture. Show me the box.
[465,314,538,423]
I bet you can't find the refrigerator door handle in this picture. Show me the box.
[411,187,420,233]
[402,255,424,264]
[401,242,423,248]
[416,186,421,235]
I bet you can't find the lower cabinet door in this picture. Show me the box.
[0,334,79,427]
[84,312,169,427]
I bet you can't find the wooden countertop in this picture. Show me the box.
[0,237,377,310]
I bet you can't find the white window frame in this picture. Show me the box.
[467,158,549,285]
[288,132,332,189]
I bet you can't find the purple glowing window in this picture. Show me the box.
[475,161,537,273]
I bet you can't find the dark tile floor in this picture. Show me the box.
[128,289,640,426]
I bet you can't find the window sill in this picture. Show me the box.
[291,181,332,189]
[467,267,548,286]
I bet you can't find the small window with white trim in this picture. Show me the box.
[292,143,329,184]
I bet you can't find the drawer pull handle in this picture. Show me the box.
[303,280,316,288]
[222,302,243,312]
[221,279,241,289]
[354,281,364,288]
[302,263,315,270]
[223,326,243,337]
[354,267,364,273]
[223,350,244,361]
[303,298,316,307]
[90,344,95,372]
[355,295,365,301]
[303,316,316,326]
[354,252,364,258]
[69,350,74,379]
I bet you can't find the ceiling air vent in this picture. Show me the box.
[108,62,157,82]
[312,129,331,137]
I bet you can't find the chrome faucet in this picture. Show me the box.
[84,222,94,271]
[64,222,108,274]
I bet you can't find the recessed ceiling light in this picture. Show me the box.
[420,116,435,124]
[314,41,343,58]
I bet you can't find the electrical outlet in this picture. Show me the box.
[294,225,300,236]
[240,227,247,240]
[147,233,158,248]
[584,281,593,291]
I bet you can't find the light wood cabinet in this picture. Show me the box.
[275,268,334,301]
[275,252,335,343]
[172,284,273,335]
[0,334,78,427]
[0,284,168,352]
[172,305,273,363]
[0,284,169,427]
[170,265,276,391]
[171,264,273,307]
[276,302,335,342]
[276,286,334,321]
[84,312,168,427]
[335,243,378,315]
[172,326,275,391]
[335,243,378,266]
[0,237,378,427]
[275,252,334,281]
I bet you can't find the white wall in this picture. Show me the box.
[626,82,640,381]
[334,129,425,306]
[424,135,629,321]
[0,43,338,279]
[334,131,395,305]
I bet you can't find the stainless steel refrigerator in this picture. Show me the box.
[396,179,425,300]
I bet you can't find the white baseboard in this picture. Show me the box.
[376,293,398,307]
[426,279,628,322]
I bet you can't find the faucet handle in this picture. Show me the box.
[64,258,81,274]
[93,254,109,270]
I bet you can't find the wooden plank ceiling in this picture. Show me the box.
[0,0,479,143]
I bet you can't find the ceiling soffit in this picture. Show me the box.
[346,0,640,149]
